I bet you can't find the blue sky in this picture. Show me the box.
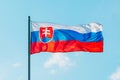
[0,0,120,80]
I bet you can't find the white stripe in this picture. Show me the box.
[32,22,102,33]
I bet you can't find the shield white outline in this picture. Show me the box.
[39,27,54,43]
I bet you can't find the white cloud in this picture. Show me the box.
[44,53,74,74]
[44,53,73,69]
[12,63,21,68]
[110,67,120,80]
[50,69,56,75]
[0,68,8,80]
[0,63,23,80]
[0,71,7,80]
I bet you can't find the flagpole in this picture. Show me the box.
[28,16,31,80]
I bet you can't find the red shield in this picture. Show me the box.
[40,27,53,43]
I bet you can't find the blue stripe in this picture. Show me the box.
[31,29,103,43]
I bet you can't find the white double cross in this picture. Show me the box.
[42,28,50,37]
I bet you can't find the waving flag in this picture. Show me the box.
[31,22,103,54]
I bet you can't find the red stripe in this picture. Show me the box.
[30,40,103,54]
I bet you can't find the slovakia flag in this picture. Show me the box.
[31,22,103,54]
